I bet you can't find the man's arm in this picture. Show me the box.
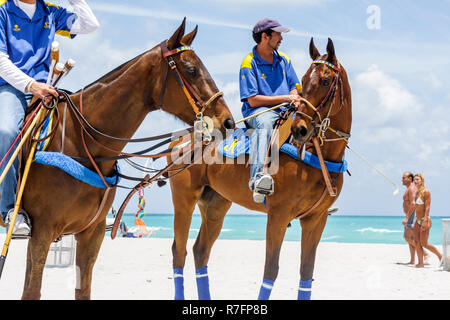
[402,187,416,225]
[68,0,100,34]
[247,91,300,108]
[0,53,58,98]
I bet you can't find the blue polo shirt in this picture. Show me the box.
[0,0,77,86]
[239,46,300,118]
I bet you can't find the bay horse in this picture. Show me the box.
[167,38,351,300]
[13,18,234,300]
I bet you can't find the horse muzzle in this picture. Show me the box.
[222,117,235,130]
[291,118,314,144]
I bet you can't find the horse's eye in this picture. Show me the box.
[187,67,198,77]
[321,79,330,87]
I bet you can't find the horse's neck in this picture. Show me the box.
[69,51,160,168]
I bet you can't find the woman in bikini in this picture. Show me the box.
[413,173,442,268]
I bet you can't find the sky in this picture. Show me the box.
[50,0,450,216]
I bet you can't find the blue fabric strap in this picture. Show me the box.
[258,278,274,300]
[196,266,211,300]
[298,279,313,300]
[173,268,184,300]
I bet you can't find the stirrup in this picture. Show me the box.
[253,173,274,196]
[5,209,32,239]
[11,234,31,240]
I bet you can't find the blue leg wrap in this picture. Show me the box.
[298,279,313,300]
[196,266,211,300]
[258,278,274,300]
[173,268,185,300]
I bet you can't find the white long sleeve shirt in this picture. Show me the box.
[0,0,99,93]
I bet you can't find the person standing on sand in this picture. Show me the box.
[413,173,442,268]
[400,172,419,264]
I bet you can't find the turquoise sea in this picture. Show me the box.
[107,213,448,245]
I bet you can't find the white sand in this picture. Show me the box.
[0,235,447,300]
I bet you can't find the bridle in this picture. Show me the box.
[295,59,350,146]
[159,40,224,142]
[293,59,351,198]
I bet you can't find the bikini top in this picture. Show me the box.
[416,196,424,205]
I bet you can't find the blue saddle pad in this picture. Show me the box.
[34,151,120,188]
[217,128,347,173]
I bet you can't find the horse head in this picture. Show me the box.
[291,38,351,146]
[156,18,235,135]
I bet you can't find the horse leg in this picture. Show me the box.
[258,210,291,300]
[298,210,328,300]
[74,220,106,300]
[21,224,55,300]
[171,181,204,300]
[192,186,231,300]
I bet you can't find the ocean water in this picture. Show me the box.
[107,213,448,245]
[2,213,446,244]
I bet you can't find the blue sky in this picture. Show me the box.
[51,0,450,216]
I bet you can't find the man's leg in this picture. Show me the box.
[404,228,415,264]
[0,85,31,235]
[247,110,279,202]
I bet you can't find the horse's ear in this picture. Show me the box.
[326,38,336,63]
[181,25,198,46]
[167,17,186,50]
[309,37,320,60]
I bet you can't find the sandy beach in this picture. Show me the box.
[0,235,447,300]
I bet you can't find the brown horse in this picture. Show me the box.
[167,38,351,300]
[14,18,234,300]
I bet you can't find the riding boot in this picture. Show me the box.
[251,173,274,203]
[4,208,32,239]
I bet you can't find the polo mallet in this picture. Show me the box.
[63,59,76,78]
[51,62,64,86]
[346,145,399,196]
[46,41,59,85]
[52,59,75,86]
[0,107,47,279]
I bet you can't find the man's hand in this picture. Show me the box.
[402,217,408,226]
[287,94,301,104]
[287,94,303,112]
[28,81,58,101]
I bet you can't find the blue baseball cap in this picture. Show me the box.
[253,18,290,34]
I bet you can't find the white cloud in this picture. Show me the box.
[424,72,443,89]
[353,64,422,128]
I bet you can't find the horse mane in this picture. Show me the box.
[77,51,147,92]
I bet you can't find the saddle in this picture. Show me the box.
[217,127,347,174]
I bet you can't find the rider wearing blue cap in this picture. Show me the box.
[239,18,301,203]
